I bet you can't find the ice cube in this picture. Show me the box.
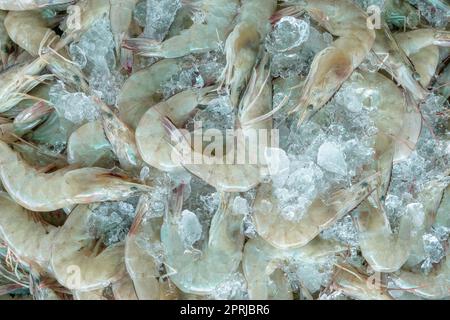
[317,142,348,176]
[178,209,203,248]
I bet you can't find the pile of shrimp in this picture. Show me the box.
[0,0,449,300]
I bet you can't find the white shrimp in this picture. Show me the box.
[117,58,186,129]
[136,87,215,173]
[253,173,379,249]
[278,0,376,124]
[164,55,273,192]
[243,237,345,300]
[0,192,59,274]
[4,10,88,91]
[0,140,151,211]
[0,57,51,113]
[51,205,126,291]
[123,0,239,58]
[109,0,138,70]
[220,0,277,106]
[96,98,143,173]
[161,190,244,295]
[125,195,166,300]
[66,120,116,168]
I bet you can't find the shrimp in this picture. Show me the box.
[277,0,375,125]
[0,57,51,113]
[331,264,393,300]
[96,98,143,173]
[243,237,345,300]
[161,190,244,295]
[123,0,239,58]
[163,56,273,192]
[112,275,138,300]
[220,0,277,106]
[4,10,88,91]
[13,101,53,135]
[405,177,449,267]
[393,44,440,162]
[0,0,72,11]
[136,87,215,173]
[354,200,423,273]
[253,173,379,249]
[117,58,185,129]
[0,192,59,274]
[73,288,110,300]
[109,0,138,70]
[125,195,165,300]
[0,10,13,67]
[66,120,116,168]
[390,258,450,299]
[0,140,151,211]
[394,29,450,57]
[51,205,126,291]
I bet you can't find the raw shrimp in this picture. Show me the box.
[370,26,427,101]
[0,11,12,67]
[117,58,185,129]
[161,191,244,295]
[13,101,53,135]
[390,258,449,299]
[0,140,151,211]
[4,10,87,91]
[393,44,440,162]
[220,0,277,106]
[0,192,59,273]
[0,0,72,11]
[405,177,449,267]
[66,120,116,168]
[125,195,164,300]
[112,275,138,300]
[123,0,239,58]
[278,0,375,124]
[394,29,450,57]
[243,237,345,300]
[0,57,51,113]
[51,204,126,291]
[136,87,215,173]
[253,173,379,249]
[96,98,143,173]
[164,56,273,192]
[332,264,393,300]
[355,200,423,273]
[109,0,138,70]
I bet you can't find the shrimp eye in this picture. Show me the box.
[361,182,369,188]
[412,72,421,81]
[130,186,138,191]
[307,104,314,111]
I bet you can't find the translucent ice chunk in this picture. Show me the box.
[232,196,250,216]
[49,82,100,125]
[178,209,203,249]
[264,147,290,180]
[88,198,139,246]
[188,96,235,132]
[317,142,348,176]
[266,17,310,53]
[144,0,181,41]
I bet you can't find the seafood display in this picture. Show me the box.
[0,0,449,301]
